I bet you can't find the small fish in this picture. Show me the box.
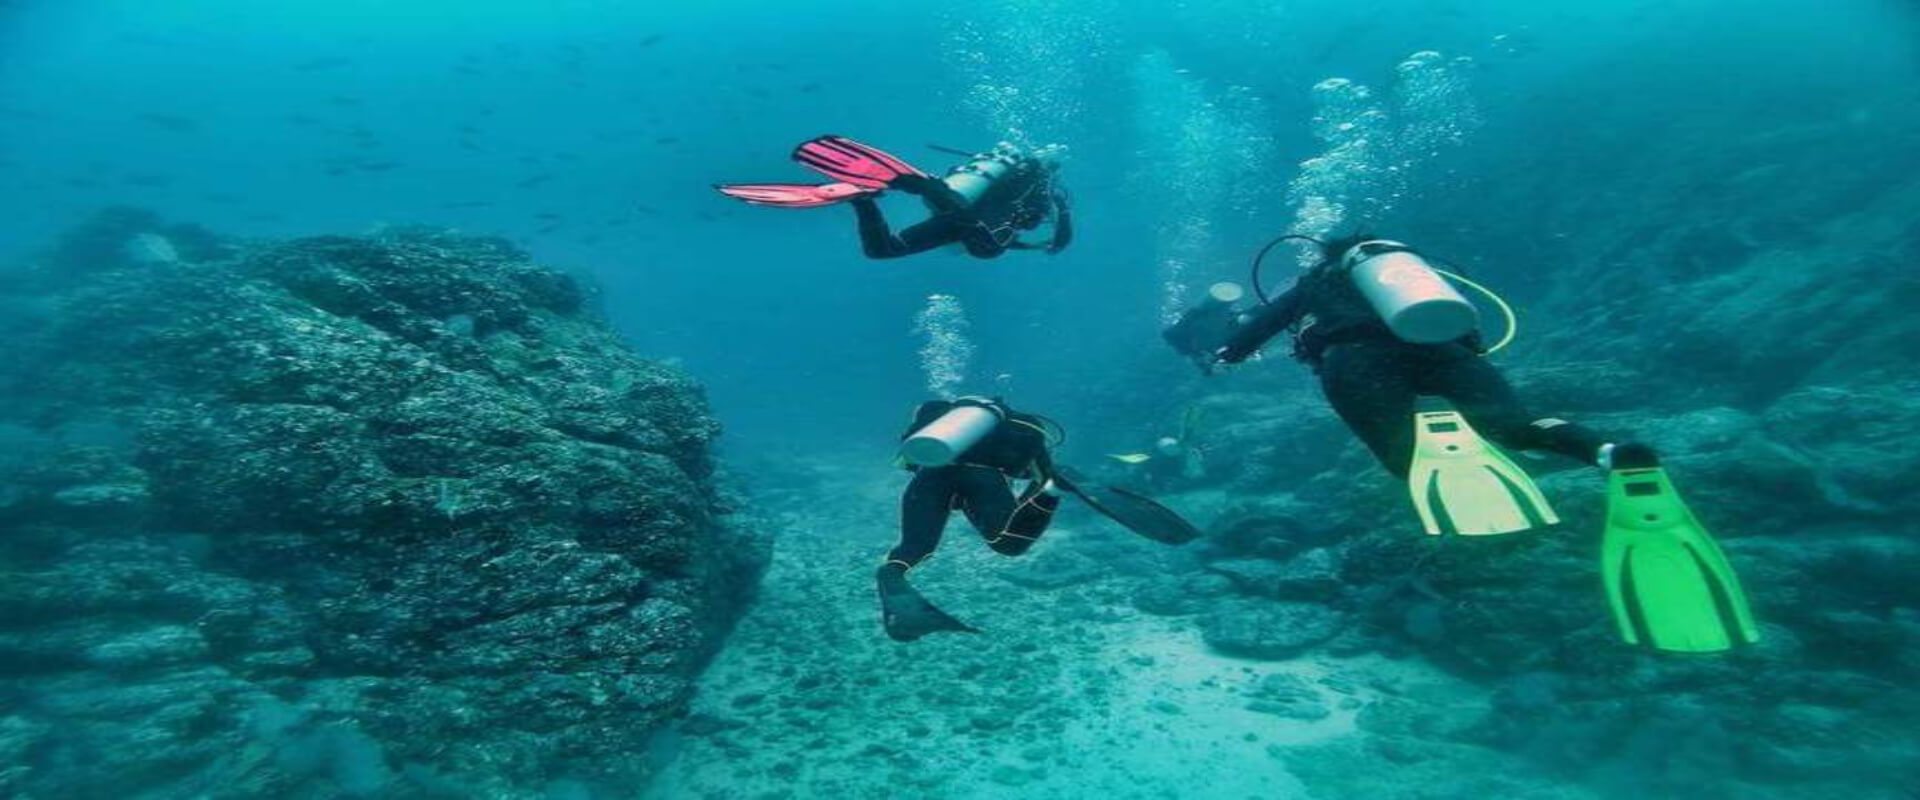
[356,161,400,172]
[327,95,363,107]
[515,174,554,189]
[798,83,821,94]
[442,200,495,209]
[655,137,680,145]
[534,212,562,221]
[637,34,665,47]
[122,173,173,187]
[535,224,562,235]
[1107,453,1153,465]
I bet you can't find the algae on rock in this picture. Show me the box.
[0,215,768,798]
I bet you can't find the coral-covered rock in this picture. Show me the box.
[0,217,767,797]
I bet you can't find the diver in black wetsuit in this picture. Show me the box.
[1215,234,1610,476]
[715,135,1072,260]
[877,397,1061,641]
[849,148,1072,260]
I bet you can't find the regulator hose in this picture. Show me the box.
[1432,268,1518,354]
[1247,233,1327,303]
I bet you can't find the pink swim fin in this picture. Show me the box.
[791,135,929,189]
[714,181,873,208]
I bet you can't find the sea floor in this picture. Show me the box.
[643,453,1492,800]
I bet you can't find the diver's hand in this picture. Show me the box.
[1212,346,1247,366]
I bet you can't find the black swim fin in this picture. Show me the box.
[876,565,978,642]
[1051,466,1201,545]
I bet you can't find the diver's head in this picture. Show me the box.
[1028,143,1068,173]
[1207,282,1246,304]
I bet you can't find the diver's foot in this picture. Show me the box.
[875,565,978,642]
[1599,442,1659,471]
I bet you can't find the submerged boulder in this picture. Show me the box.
[0,218,768,797]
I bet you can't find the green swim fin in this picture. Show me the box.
[1407,397,1560,536]
[1602,445,1759,653]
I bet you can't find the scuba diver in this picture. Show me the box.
[716,135,1073,260]
[1212,234,1759,654]
[880,396,1199,642]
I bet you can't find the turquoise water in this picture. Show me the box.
[2,1,1918,798]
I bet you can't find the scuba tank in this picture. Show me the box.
[1341,239,1480,344]
[927,142,1067,211]
[899,398,1005,467]
[936,143,1022,209]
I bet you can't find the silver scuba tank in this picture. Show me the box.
[1342,240,1480,344]
[899,398,1005,467]
[934,143,1024,210]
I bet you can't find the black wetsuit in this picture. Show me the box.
[1218,262,1605,477]
[850,169,1072,260]
[886,400,1060,567]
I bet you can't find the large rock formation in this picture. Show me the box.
[0,215,768,798]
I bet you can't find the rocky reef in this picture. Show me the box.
[0,213,768,798]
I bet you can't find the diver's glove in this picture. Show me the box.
[1212,345,1257,365]
[1045,187,1073,254]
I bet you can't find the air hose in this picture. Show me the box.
[1432,268,1518,354]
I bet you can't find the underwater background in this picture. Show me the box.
[2,0,1918,798]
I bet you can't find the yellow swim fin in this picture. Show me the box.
[1407,397,1559,536]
